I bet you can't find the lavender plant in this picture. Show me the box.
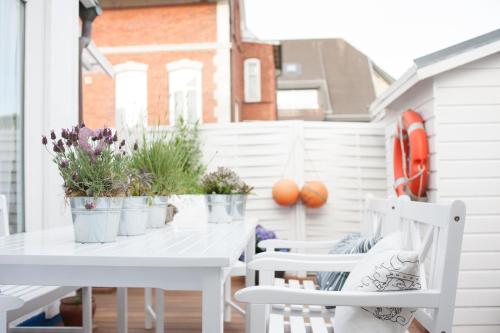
[42,124,128,197]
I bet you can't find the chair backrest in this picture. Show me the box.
[396,199,466,333]
[0,194,9,237]
[360,194,409,239]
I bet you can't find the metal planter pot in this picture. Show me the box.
[147,196,168,228]
[206,194,233,223]
[70,197,123,243]
[119,196,149,236]
[231,194,248,221]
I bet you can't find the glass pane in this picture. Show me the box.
[0,0,25,234]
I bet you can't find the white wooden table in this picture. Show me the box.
[0,219,257,333]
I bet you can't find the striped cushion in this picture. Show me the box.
[316,234,380,297]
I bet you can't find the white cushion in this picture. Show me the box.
[333,241,420,333]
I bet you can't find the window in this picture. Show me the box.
[114,61,148,129]
[277,89,319,110]
[244,58,261,103]
[0,0,25,233]
[167,59,203,124]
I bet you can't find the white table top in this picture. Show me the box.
[0,219,256,268]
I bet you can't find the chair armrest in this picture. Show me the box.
[258,239,339,250]
[248,257,359,272]
[0,295,24,312]
[235,286,440,308]
[254,251,365,262]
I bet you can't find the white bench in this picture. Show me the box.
[236,196,466,333]
[0,195,91,333]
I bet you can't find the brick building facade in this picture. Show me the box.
[83,0,279,129]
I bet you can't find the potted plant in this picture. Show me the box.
[118,168,152,236]
[232,180,253,221]
[42,125,128,243]
[167,119,208,223]
[201,167,241,223]
[59,289,96,327]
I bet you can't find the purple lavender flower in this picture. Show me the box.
[80,122,86,128]
[78,127,94,155]
[61,129,69,139]
[60,160,69,168]
[112,132,118,142]
[52,143,61,153]
[50,130,56,140]
[84,201,95,210]
[94,148,102,157]
[42,136,48,145]
[66,140,72,147]
[133,142,139,151]
[71,172,78,181]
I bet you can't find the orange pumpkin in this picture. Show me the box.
[272,179,300,206]
[300,181,328,208]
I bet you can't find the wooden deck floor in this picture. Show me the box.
[92,278,246,333]
[92,277,425,333]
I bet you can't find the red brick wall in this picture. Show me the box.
[230,0,277,121]
[83,51,216,128]
[83,1,277,128]
[83,3,217,128]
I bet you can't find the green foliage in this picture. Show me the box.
[42,126,128,197]
[129,119,205,196]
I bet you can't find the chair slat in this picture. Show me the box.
[302,280,322,312]
[310,316,329,333]
[289,315,307,333]
[288,280,303,311]
[268,312,285,333]
[273,278,285,310]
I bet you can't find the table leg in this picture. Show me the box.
[82,287,92,333]
[245,231,256,287]
[202,269,223,333]
[155,289,164,333]
[144,288,153,330]
[117,288,128,333]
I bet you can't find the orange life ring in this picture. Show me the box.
[393,109,429,198]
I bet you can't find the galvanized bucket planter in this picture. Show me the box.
[70,197,123,243]
[119,196,149,236]
[206,194,233,223]
[231,194,247,221]
[147,196,168,228]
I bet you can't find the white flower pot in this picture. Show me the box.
[231,194,247,221]
[206,195,233,223]
[70,197,123,243]
[147,196,168,228]
[169,195,208,224]
[119,196,148,236]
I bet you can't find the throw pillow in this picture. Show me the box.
[333,250,421,333]
[316,233,381,293]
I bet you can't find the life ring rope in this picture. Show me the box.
[393,110,429,199]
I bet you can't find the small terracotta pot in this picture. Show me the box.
[59,296,97,327]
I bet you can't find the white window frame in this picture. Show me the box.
[114,61,149,130]
[166,59,203,124]
[244,58,261,103]
[277,89,320,110]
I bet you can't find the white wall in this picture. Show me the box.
[24,0,79,231]
[382,52,500,332]
[201,120,387,242]
[434,52,500,333]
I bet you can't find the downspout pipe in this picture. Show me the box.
[78,2,102,124]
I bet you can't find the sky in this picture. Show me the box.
[244,0,500,78]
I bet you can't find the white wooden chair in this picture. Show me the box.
[0,195,92,333]
[236,197,466,333]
